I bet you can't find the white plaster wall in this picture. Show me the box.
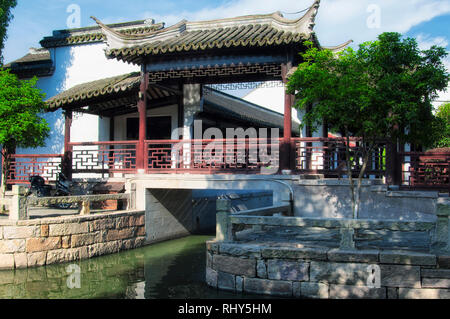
[244,85,325,169]
[243,84,302,125]
[17,42,138,155]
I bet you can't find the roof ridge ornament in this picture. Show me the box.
[91,16,166,38]
[253,1,320,34]
[144,18,155,26]
[322,39,354,53]
[94,1,322,60]
[28,47,49,55]
[92,16,184,50]
[295,0,320,33]
[308,0,321,31]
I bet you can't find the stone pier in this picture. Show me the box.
[206,241,450,299]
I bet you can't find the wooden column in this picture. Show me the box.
[281,63,294,172]
[178,83,184,134]
[64,110,72,154]
[63,110,72,180]
[137,70,149,171]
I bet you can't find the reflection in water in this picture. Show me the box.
[0,236,268,299]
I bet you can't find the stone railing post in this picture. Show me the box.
[339,227,356,250]
[129,183,136,210]
[431,198,450,253]
[124,182,136,210]
[216,198,232,242]
[9,185,27,220]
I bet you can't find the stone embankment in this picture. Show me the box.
[206,241,450,299]
[0,210,145,270]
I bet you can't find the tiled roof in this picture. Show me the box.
[45,73,296,131]
[93,1,321,64]
[5,48,51,65]
[4,48,54,79]
[107,24,306,59]
[46,72,141,109]
[40,20,165,48]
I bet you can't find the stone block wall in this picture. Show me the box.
[192,190,273,234]
[0,210,145,270]
[293,180,438,221]
[206,241,450,299]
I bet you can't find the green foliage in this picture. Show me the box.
[0,68,49,151]
[432,103,450,148]
[287,32,449,217]
[288,32,449,147]
[0,0,17,64]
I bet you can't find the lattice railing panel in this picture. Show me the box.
[400,152,450,191]
[70,141,137,175]
[146,139,280,173]
[6,155,63,184]
[294,138,386,177]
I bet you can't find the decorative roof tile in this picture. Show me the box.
[92,0,321,63]
[46,72,141,109]
[5,48,51,65]
[4,48,54,79]
[45,72,294,131]
[40,20,165,48]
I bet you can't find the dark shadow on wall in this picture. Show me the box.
[147,189,195,240]
[146,188,273,238]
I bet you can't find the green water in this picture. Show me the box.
[0,236,266,299]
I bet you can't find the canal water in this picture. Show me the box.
[0,235,270,299]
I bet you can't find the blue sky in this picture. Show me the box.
[3,0,450,101]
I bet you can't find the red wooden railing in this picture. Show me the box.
[69,141,138,177]
[400,151,450,192]
[293,137,386,178]
[145,138,281,174]
[6,154,64,184]
[5,139,448,193]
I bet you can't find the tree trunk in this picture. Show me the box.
[344,132,356,219]
[354,142,374,219]
[1,147,12,199]
[0,150,9,213]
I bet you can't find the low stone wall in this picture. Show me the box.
[293,179,449,222]
[0,210,145,270]
[205,241,450,299]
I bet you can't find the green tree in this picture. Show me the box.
[0,0,17,64]
[432,103,450,148]
[0,69,50,197]
[287,32,449,218]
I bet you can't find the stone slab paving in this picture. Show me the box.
[206,227,449,299]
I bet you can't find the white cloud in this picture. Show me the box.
[414,34,450,107]
[416,33,449,50]
[314,0,450,46]
[135,0,450,47]
[137,0,450,103]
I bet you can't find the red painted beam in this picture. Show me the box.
[137,71,149,170]
[63,110,73,180]
[281,64,294,172]
[64,111,72,154]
